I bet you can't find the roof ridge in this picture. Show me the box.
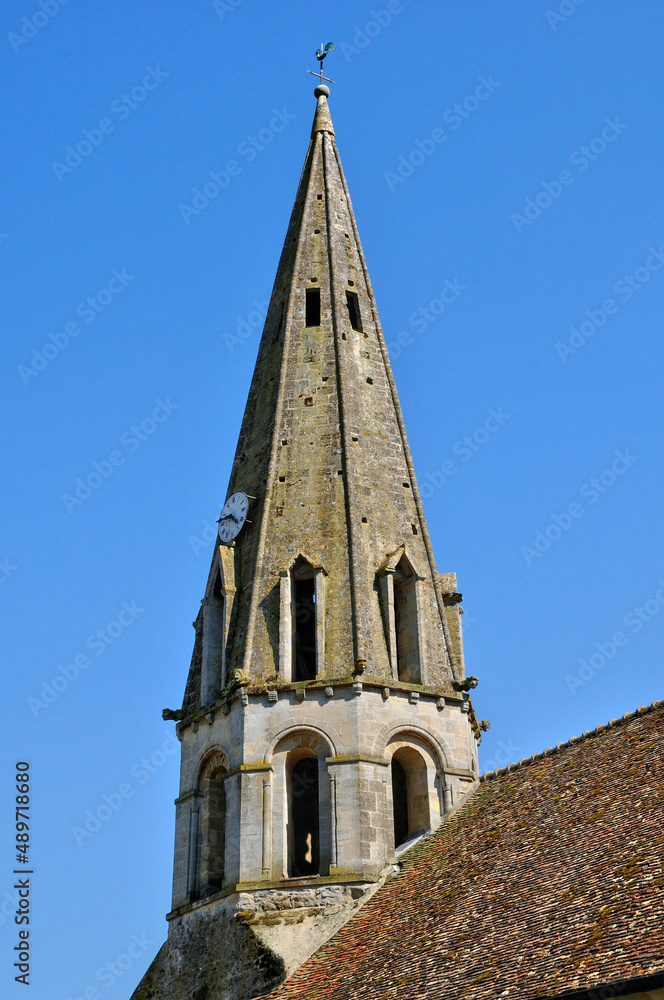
[480,698,663,781]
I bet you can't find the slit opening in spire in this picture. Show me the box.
[346,291,362,332]
[305,288,321,327]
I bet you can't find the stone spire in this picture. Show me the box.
[181,87,465,713]
[138,87,480,1000]
[311,83,335,135]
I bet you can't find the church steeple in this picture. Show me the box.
[181,86,465,712]
[140,84,481,1000]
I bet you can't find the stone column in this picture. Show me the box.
[437,769,453,814]
[187,801,200,898]
[261,776,272,876]
[314,567,326,676]
[279,572,292,680]
[329,772,338,870]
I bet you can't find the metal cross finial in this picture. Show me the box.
[308,41,335,85]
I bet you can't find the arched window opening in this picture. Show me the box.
[391,747,430,850]
[200,760,227,895]
[292,562,317,681]
[394,557,421,684]
[202,574,225,705]
[288,755,320,877]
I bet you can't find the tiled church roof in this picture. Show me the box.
[266,701,664,1000]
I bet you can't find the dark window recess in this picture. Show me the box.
[394,557,421,684]
[201,574,225,705]
[198,761,227,898]
[293,577,316,680]
[290,757,320,876]
[305,288,321,327]
[204,777,226,892]
[392,758,409,848]
[346,291,363,331]
[391,749,429,848]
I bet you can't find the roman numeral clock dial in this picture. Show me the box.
[217,491,250,545]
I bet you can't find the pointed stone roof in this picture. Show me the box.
[311,84,334,135]
[182,88,461,711]
[264,701,664,1000]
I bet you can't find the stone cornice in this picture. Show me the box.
[172,676,473,737]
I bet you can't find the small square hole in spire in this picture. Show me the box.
[305,288,321,327]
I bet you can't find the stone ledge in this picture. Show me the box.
[175,677,471,735]
[444,766,476,781]
[249,677,462,701]
[167,871,382,922]
[326,753,390,767]
[234,870,382,893]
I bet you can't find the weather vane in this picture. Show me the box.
[308,42,335,86]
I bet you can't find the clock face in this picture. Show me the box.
[217,492,249,544]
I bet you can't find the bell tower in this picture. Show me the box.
[132,84,482,1000]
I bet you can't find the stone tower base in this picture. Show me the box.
[131,880,383,1000]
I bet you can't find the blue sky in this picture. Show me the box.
[1,2,663,997]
